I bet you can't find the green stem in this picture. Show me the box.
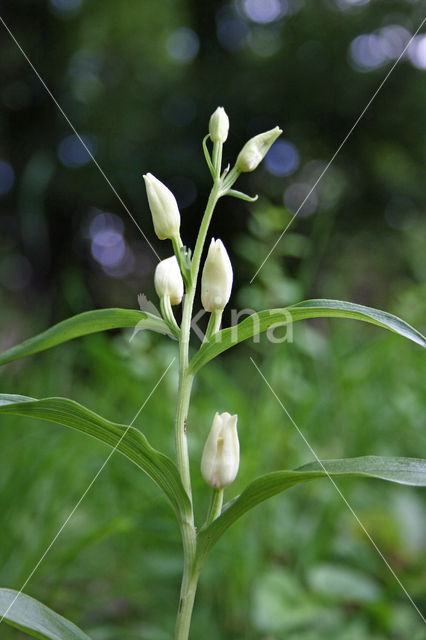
[191,184,221,283]
[205,488,224,526]
[221,165,240,192]
[174,180,222,640]
[172,234,183,255]
[204,310,222,342]
[212,141,222,180]
[174,301,197,640]
[175,566,201,640]
[175,184,221,501]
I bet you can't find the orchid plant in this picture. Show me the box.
[0,108,425,639]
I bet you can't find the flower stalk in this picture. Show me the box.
[173,185,222,640]
[205,488,224,526]
[204,310,222,342]
[143,106,281,639]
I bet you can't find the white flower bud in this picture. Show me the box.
[143,173,181,240]
[209,107,229,143]
[201,412,239,489]
[201,238,233,312]
[154,256,183,305]
[236,126,282,172]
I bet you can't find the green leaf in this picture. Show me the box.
[196,456,426,569]
[0,588,91,639]
[0,395,191,520]
[0,308,169,367]
[190,299,426,373]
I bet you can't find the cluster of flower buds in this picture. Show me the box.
[201,412,240,489]
[142,107,281,494]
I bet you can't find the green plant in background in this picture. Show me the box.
[0,108,425,639]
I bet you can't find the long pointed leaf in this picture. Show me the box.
[190,299,426,373]
[0,395,190,520]
[0,308,169,367]
[196,456,426,569]
[0,588,91,639]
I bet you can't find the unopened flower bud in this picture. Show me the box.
[209,107,229,143]
[201,238,233,312]
[236,126,282,172]
[201,412,239,489]
[154,256,183,305]
[143,173,181,240]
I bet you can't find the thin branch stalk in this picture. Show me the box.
[174,168,223,639]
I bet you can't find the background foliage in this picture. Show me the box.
[0,0,425,638]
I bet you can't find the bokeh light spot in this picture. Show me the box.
[49,0,82,12]
[89,211,133,276]
[385,197,418,230]
[57,134,96,168]
[167,27,200,63]
[350,26,412,72]
[68,49,103,102]
[104,249,135,278]
[284,183,318,217]
[350,34,386,70]
[265,140,299,177]
[337,0,369,9]
[89,212,124,238]
[0,161,15,195]
[91,233,126,268]
[408,34,426,70]
[241,0,286,24]
[216,8,248,52]
[248,28,281,57]
[379,25,411,59]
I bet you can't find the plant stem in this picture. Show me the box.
[175,566,200,640]
[205,488,224,525]
[203,310,222,342]
[174,298,197,640]
[174,180,222,639]
[212,141,222,180]
[191,184,221,282]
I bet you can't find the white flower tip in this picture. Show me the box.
[201,238,233,313]
[201,412,240,489]
[209,107,230,143]
[143,173,180,241]
[236,126,283,172]
[154,255,184,305]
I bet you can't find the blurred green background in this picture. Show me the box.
[0,0,426,638]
